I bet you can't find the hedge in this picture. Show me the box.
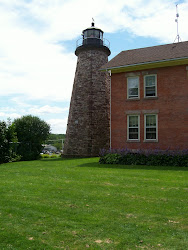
[99,148,188,167]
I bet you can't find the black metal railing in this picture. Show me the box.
[76,37,110,49]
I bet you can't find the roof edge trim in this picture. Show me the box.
[101,57,188,73]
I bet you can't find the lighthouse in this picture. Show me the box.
[63,21,111,157]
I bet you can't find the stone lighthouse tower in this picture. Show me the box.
[63,21,111,157]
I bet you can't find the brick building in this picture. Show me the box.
[102,41,188,151]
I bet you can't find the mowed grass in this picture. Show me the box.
[0,158,187,250]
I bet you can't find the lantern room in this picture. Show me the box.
[82,21,104,46]
[75,21,110,56]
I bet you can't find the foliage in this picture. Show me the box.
[99,148,188,167]
[47,134,65,150]
[40,154,60,159]
[0,158,187,249]
[14,115,50,161]
[0,120,19,163]
[50,154,60,158]
[48,134,65,140]
[41,154,50,158]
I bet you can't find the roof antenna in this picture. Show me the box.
[174,4,181,43]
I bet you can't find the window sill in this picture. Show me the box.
[143,140,158,143]
[126,98,140,101]
[127,140,140,143]
[143,97,158,100]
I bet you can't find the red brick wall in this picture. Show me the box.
[111,65,188,151]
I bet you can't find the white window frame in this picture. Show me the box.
[144,114,158,141]
[127,76,140,99]
[144,74,157,98]
[127,115,140,141]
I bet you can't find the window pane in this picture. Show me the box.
[128,77,139,98]
[146,128,156,139]
[92,30,99,38]
[129,116,138,127]
[145,75,155,86]
[146,86,155,96]
[128,77,138,88]
[146,115,156,127]
[129,128,138,139]
[128,115,139,140]
[145,75,156,97]
[145,114,157,140]
[87,30,94,37]
[129,88,138,97]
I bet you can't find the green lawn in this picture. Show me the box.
[0,158,187,249]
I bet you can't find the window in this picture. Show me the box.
[144,75,157,97]
[128,115,140,140]
[127,77,139,99]
[144,114,158,141]
[84,29,100,38]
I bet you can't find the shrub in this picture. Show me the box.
[10,153,22,162]
[99,148,188,167]
[99,153,121,164]
[40,154,60,159]
[41,154,50,158]
[14,115,50,161]
[0,120,20,164]
[50,154,59,158]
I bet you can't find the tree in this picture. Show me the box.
[0,120,17,163]
[14,115,50,160]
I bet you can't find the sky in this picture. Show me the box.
[0,0,188,134]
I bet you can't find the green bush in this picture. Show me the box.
[41,154,50,159]
[99,149,188,167]
[0,120,20,164]
[40,154,60,159]
[10,153,22,162]
[50,154,59,158]
[99,153,121,164]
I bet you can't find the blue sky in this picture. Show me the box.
[0,0,188,133]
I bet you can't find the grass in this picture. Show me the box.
[0,158,187,249]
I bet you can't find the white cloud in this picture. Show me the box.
[11,97,33,108]
[29,105,69,115]
[124,1,188,43]
[0,1,76,101]
[47,118,67,134]
[0,112,21,119]
[0,107,17,113]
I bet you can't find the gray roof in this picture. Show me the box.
[102,41,188,70]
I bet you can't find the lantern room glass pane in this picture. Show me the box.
[84,29,101,39]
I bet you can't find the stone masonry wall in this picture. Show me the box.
[63,48,110,157]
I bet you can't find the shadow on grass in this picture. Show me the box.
[40,157,89,162]
[77,162,188,171]
[40,157,188,171]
